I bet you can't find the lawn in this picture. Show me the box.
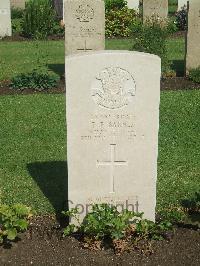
[0,37,185,81]
[0,91,199,214]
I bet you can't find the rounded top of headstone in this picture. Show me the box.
[66,50,161,62]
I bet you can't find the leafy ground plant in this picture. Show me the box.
[189,67,200,84]
[131,17,172,74]
[0,204,33,245]
[10,68,60,91]
[62,204,173,254]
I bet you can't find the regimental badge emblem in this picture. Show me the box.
[91,67,136,109]
[76,4,94,22]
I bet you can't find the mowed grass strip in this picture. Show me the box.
[0,94,67,213]
[0,91,199,214]
[0,37,184,80]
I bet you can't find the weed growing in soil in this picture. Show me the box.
[10,68,60,91]
[62,204,173,254]
[189,68,200,84]
[0,204,33,245]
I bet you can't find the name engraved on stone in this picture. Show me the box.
[76,4,94,22]
[66,25,97,38]
[91,67,136,109]
[81,113,136,141]
[97,144,128,193]
[0,9,8,15]
[80,27,96,37]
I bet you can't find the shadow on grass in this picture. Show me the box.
[48,64,65,76]
[27,161,68,219]
[171,60,185,77]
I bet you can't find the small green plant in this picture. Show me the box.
[12,18,24,35]
[106,7,140,38]
[166,18,178,34]
[0,204,33,244]
[52,21,65,37]
[62,204,173,254]
[10,68,60,91]
[189,67,200,84]
[11,7,24,19]
[131,18,171,74]
[23,0,56,39]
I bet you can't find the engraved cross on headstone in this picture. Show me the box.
[97,144,128,194]
[77,40,93,52]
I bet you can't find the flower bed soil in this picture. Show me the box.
[0,78,65,96]
[0,77,200,96]
[0,216,199,266]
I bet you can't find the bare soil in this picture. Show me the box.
[0,216,199,266]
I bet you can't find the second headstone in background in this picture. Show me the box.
[186,0,200,73]
[64,0,105,55]
[143,0,168,22]
[0,0,12,38]
[127,0,139,11]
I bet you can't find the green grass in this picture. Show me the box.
[0,94,67,213]
[0,40,65,81]
[0,37,185,80]
[0,91,199,214]
[158,90,200,210]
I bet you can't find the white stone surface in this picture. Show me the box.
[0,0,12,37]
[64,0,105,55]
[66,51,161,222]
[186,0,200,72]
[127,0,139,10]
[178,0,188,10]
[143,0,168,21]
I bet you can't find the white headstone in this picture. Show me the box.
[127,0,139,10]
[0,0,12,37]
[66,51,161,222]
[64,0,105,55]
[178,0,188,10]
[143,0,168,21]
[186,0,200,72]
